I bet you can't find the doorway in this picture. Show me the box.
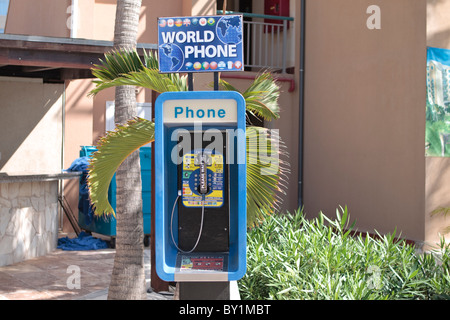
[216,0,252,14]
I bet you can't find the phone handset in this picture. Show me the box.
[197,153,209,195]
[171,151,211,254]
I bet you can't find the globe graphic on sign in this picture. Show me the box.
[216,16,243,45]
[159,43,184,72]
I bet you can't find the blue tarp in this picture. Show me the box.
[66,156,90,172]
[57,231,108,251]
[66,157,94,225]
[60,157,109,250]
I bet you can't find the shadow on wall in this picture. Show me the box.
[192,0,216,16]
[427,0,450,48]
[427,27,450,49]
[0,80,63,173]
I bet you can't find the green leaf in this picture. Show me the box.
[89,49,188,96]
[246,126,290,228]
[87,117,155,217]
[219,72,281,122]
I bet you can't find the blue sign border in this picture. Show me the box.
[158,15,244,74]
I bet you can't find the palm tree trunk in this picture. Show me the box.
[107,0,146,300]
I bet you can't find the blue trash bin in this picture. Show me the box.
[78,146,152,247]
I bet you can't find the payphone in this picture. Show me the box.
[173,130,229,254]
[155,91,246,282]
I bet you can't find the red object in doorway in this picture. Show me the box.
[264,0,290,32]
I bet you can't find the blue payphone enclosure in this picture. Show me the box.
[155,91,247,282]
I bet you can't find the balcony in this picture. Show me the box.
[218,10,295,74]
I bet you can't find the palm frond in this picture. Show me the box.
[246,126,290,228]
[92,49,145,82]
[220,72,281,122]
[89,49,188,96]
[87,117,155,217]
[142,49,159,69]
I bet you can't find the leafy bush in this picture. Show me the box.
[239,207,450,300]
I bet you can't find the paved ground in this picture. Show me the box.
[0,246,174,300]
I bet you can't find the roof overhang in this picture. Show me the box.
[0,34,156,82]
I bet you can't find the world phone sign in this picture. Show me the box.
[158,15,244,73]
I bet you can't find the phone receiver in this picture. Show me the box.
[195,153,210,195]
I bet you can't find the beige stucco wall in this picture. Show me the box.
[425,0,450,247]
[302,0,427,243]
[5,0,71,37]
[425,158,450,246]
[0,77,63,174]
[75,0,216,43]
[427,0,450,49]
[5,0,199,41]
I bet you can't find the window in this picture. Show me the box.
[106,101,153,147]
[0,0,9,33]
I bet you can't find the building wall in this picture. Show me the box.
[5,0,71,37]
[425,0,450,247]
[0,77,64,264]
[303,0,427,243]
[0,77,63,174]
[76,0,215,43]
[5,0,202,41]
[427,0,450,49]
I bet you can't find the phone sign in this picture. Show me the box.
[163,98,238,124]
[158,15,244,73]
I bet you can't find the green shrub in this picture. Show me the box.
[239,207,450,300]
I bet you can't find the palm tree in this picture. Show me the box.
[88,49,290,229]
[107,0,147,300]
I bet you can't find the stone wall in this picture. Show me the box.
[0,181,59,267]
